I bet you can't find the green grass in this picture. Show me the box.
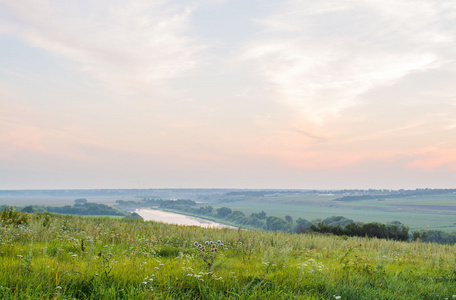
[1,213,456,299]
[211,194,456,232]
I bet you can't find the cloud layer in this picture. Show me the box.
[1,0,456,189]
[1,0,203,94]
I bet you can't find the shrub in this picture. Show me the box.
[0,206,30,226]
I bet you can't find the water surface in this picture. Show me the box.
[135,208,234,228]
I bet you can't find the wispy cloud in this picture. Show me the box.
[0,0,204,94]
[2,0,456,189]
[242,0,455,123]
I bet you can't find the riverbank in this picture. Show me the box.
[135,208,236,228]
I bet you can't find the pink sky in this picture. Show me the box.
[1,0,456,189]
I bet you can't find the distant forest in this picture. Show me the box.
[2,187,455,199]
[12,199,127,217]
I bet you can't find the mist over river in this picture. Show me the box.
[135,208,234,228]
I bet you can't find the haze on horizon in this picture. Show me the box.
[1,0,456,190]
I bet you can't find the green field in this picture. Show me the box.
[1,211,456,299]
[205,193,456,232]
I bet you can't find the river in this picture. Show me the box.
[135,208,235,229]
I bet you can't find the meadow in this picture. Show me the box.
[1,209,456,299]
[207,193,456,232]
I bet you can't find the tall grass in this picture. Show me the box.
[0,212,455,299]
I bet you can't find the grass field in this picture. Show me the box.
[207,193,456,232]
[1,211,456,299]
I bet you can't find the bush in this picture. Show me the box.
[125,212,143,220]
[0,206,30,226]
[217,207,232,218]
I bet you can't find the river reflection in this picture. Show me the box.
[135,208,234,228]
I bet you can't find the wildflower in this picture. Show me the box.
[334,296,341,300]
[194,241,198,246]
[205,241,209,245]
[55,286,62,290]
[17,255,23,258]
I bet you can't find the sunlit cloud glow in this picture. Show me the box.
[1,0,456,189]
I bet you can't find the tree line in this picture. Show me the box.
[20,199,126,217]
[304,221,409,241]
[123,199,456,244]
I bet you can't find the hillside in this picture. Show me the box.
[1,209,455,299]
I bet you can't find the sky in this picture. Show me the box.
[1,0,456,190]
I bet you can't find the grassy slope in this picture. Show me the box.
[1,214,456,299]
